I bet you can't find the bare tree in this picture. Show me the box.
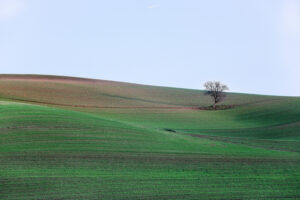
[204,81,229,109]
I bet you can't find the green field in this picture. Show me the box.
[0,75,299,199]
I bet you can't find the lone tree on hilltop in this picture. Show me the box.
[204,81,229,109]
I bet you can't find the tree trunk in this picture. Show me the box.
[213,103,216,109]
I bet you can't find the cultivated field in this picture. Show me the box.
[0,75,299,199]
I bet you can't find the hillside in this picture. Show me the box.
[0,74,279,107]
[0,75,299,199]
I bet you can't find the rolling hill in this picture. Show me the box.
[0,75,299,199]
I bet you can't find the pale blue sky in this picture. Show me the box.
[0,0,299,96]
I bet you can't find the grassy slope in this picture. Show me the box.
[0,75,300,199]
[96,97,300,152]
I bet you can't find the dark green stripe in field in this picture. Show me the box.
[1,152,300,200]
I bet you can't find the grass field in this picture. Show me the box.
[0,75,299,199]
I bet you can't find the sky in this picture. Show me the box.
[0,0,299,96]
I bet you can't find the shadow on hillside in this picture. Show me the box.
[163,128,177,133]
[197,105,235,110]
